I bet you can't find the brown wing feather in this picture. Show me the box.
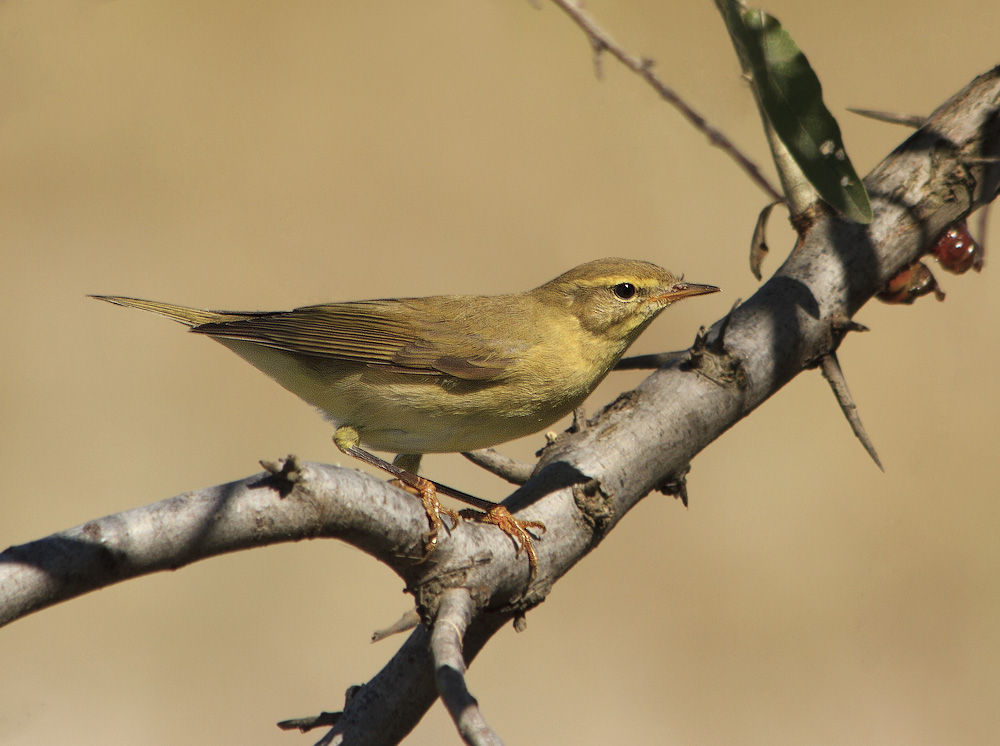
[191,299,516,381]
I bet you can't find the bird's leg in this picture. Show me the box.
[333,427,545,580]
[390,453,462,559]
[333,428,458,560]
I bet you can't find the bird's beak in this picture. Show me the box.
[653,282,720,304]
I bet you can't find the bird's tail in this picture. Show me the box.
[89,295,255,327]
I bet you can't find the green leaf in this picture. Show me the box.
[719,3,873,224]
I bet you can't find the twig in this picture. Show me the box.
[546,0,784,202]
[431,589,503,746]
[462,449,534,485]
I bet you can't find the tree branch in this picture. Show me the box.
[0,462,433,627]
[3,66,998,746]
[432,588,502,746]
[462,448,534,485]
[547,0,785,202]
[311,65,1000,745]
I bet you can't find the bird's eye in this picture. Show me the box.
[611,282,637,300]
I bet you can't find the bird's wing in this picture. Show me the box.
[191,299,518,381]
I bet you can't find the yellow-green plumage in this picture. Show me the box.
[92,257,718,456]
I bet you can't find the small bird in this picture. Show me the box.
[93,258,718,579]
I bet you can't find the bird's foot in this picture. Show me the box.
[460,506,546,583]
[390,477,461,561]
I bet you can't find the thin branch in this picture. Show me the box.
[432,589,502,746]
[546,0,784,202]
[462,449,534,485]
[614,349,686,370]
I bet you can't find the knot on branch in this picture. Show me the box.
[789,202,822,235]
[408,572,477,625]
[804,313,869,369]
[656,465,691,508]
[685,316,747,389]
[258,454,304,497]
[573,477,614,534]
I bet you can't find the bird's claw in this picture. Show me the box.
[461,505,546,583]
[391,477,461,562]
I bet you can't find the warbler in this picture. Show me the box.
[93,257,718,578]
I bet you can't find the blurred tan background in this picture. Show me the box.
[2,1,999,744]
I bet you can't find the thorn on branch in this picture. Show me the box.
[819,352,883,471]
[277,686,361,735]
[656,464,691,507]
[615,305,743,373]
[258,454,303,496]
[372,608,421,643]
[715,300,740,350]
[684,305,747,388]
[847,107,926,128]
[276,710,342,733]
[687,325,710,370]
[830,315,869,338]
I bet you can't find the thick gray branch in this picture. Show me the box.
[0,462,432,627]
[2,68,998,746]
